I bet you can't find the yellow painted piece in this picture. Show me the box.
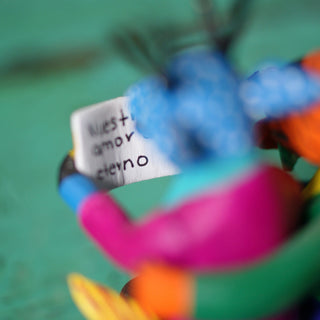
[68,149,75,159]
[68,273,158,320]
[302,169,320,200]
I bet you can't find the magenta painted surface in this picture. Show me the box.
[78,165,301,320]
[79,165,301,273]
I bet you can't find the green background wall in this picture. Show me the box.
[0,0,319,319]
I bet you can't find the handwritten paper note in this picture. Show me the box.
[71,97,179,190]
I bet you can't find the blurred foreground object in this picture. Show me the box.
[68,273,158,320]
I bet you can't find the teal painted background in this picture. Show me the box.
[0,0,319,319]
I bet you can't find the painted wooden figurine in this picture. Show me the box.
[59,2,320,319]
[59,47,320,320]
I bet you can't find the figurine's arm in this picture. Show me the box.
[77,188,171,272]
[58,154,139,270]
[59,175,134,270]
[59,169,191,272]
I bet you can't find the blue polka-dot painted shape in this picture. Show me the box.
[126,49,320,167]
[241,65,320,119]
[126,50,252,166]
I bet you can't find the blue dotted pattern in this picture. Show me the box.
[126,50,253,167]
[126,49,320,167]
[241,65,320,118]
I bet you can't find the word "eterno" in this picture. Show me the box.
[92,132,134,156]
[96,155,149,180]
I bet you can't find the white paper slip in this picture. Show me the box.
[71,97,179,190]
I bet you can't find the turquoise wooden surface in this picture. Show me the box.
[0,0,319,319]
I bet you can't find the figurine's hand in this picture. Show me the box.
[132,264,194,319]
[58,152,98,211]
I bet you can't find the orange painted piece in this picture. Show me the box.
[135,264,194,319]
[276,103,320,165]
[302,49,320,74]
